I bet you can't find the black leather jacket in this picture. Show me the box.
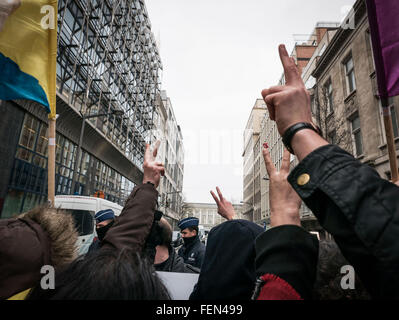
[288,144,399,299]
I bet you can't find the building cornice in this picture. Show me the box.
[312,0,366,79]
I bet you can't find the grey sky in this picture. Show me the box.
[145,0,356,204]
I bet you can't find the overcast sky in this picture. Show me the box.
[145,0,356,204]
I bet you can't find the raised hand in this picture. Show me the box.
[143,141,165,188]
[261,44,313,136]
[263,146,301,227]
[210,187,236,221]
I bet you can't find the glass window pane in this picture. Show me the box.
[19,114,39,150]
[355,132,363,156]
[15,147,33,162]
[352,117,360,131]
[392,107,399,138]
[36,125,49,156]
[346,58,353,72]
[2,189,24,218]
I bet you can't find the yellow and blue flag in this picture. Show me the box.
[0,0,57,119]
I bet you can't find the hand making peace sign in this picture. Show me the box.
[143,141,165,188]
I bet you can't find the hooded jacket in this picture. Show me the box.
[0,207,78,299]
[189,220,263,300]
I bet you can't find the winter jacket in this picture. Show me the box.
[190,220,264,300]
[0,207,78,299]
[254,225,319,300]
[154,245,200,274]
[287,144,399,299]
[101,183,158,254]
[87,237,101,253]
[178,235,205,269]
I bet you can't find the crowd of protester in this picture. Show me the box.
[1,44,399,300]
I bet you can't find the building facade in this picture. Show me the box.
[242,99,267,222]
[182,202,244,232]
[154,91,185,230]
[312,0,399,182]
[0,0,163,218]
[247,23,342,236]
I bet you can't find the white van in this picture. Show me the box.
[54,195,123,255]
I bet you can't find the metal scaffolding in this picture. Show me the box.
[56,0,162,171]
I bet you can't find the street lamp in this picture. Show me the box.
[70,109,125,195]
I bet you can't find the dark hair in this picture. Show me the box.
[28,248,171,300]
[158,218,172,247]
[313,240,370,300]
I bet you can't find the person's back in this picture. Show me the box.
[313,240,370,300]
[190,220,263,300]
[28,248,171,300]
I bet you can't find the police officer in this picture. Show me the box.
[177,217,206,269]
[88,209,115,253]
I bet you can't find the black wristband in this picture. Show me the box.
[146,181,155,187]
[282,122,320,154]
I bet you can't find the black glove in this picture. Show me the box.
[142,210,164,263]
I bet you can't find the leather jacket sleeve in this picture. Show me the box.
[101,183,158,253]
[288,144,399,298]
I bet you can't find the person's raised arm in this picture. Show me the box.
[101,142,165,253]
[253,145,318,300]
[261,44,399,298]
[261,44,328,161]
[263,147,301,227]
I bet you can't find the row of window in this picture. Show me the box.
[320,51,399,157]
[2,113,136,218]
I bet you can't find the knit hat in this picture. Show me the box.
[94,209,115,223]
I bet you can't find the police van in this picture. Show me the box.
[54,195,122,255]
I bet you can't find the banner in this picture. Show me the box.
[366,0,399,98]
[0,0,57,119]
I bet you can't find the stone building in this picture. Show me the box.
[242,99,267,222]
[312,0,399,181]
[154,91,185,230]
[182,202,244,232]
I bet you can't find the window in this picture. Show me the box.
[19,114,40,151]
[345,57,356,94]
[325,80,334,114]
[65,209,95,236]
[391,106,399,138]
[351,114,363,156]
[379,99,399,142]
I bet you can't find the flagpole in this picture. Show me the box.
[48,0,58,206]
[381,98,399,182]
[48,117,56,205]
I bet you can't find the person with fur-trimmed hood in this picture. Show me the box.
[0,206,78,299]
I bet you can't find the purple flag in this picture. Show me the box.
[366,0,399,98]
